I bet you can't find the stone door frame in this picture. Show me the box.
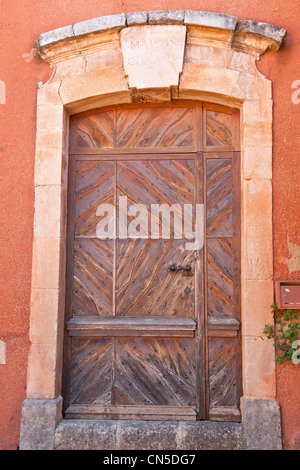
[20,10,286,450]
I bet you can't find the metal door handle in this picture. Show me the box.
[169,264,192,272]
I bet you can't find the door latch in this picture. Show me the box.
[169,264,192,273]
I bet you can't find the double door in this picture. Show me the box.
[63,102,242,422]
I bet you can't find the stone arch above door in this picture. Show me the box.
[21,11,286,450]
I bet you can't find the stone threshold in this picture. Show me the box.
[54,419,246,450]
[19,397,282,450]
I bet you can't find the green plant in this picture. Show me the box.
[263,303,300,364]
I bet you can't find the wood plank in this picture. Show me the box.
[71,148,196,156]
[116,107,195,149]
[69,337,113,406]
[208,406,241,422]
[207,316,240,330]
[67,316,196,337]
[207,314,240,336]
[206,158,233,237]
[74,160,115,237]
[70,111,114,151]
[208,336,240,413]
[116,239,196,318]
[72,239,114,317]
[117,159,194,208]
[65,404,196,420]
[62,153,77,410]
[194,151,206,419]
[203,103,240,152]
[114,337,197,407]
[206,238,235,317]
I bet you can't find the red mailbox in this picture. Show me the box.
[275,280,300,310]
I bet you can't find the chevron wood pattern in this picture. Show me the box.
[114,337,197,406]
[208,335,241,421]
[75,160,115,237]
[72,238,114,317]
[70,337,113,405]
[76,111,114,149]
[206,238,235,317]
[69,336,197,409]
[116,239,195,317]
[116,107,194,149]
[206,158,233,237]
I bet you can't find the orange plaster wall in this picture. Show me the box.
[0,0,299,450]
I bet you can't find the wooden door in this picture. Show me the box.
[63,102,242,422]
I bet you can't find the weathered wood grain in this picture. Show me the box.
[116,107,195,148]
[206,238,235,317]
[72,239,114,316]
[204,104,240,151]
[206,158,233,237]
[65,102,241,422]
[116,239,196,317]
[117,159,194,209]
[65,404,196,420]
[75,111,114,149]
[70,337,113,405]
[67,316,197,337]
[114,337,197,407]
[208,336,240,418]
[75,160,115,237]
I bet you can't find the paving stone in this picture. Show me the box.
[55,419,118,450]
[179,421,245,450]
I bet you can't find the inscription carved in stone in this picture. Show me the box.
[121,25,186,89]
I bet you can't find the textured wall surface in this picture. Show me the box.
[0,0,299,450]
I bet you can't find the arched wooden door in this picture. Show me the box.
[63,101,242,422]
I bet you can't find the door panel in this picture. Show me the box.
[205,151,241,421]
[114,337,197,407]
[70,337,113,405]
[208,334,241,421]
[75,160,115,237]
[116,107,195,149]
[64,102,241,422]
[206,158,233,237]
[207,238,235,317]
[117,160,194,207]
[72,239,114,317]
[75,111,115,149]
